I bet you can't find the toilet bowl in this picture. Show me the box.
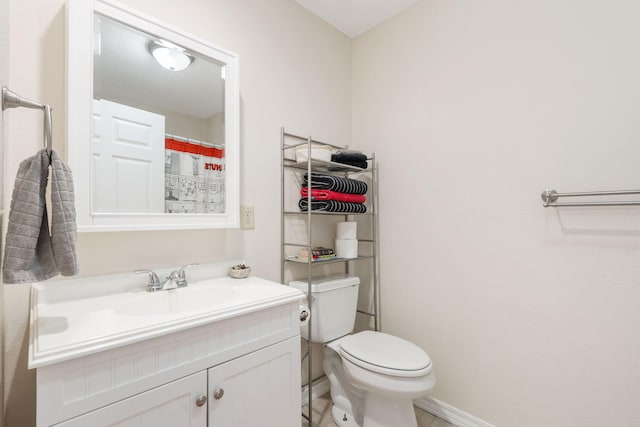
[325,331,435,427]
[289,275,436,427]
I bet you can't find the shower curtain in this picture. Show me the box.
[164,137,225,213]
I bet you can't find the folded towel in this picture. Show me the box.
[50,150,79,277]
[331,152,368,169]
[3,149,78,284]
[329,161,367,170]
[303,173,368,195]
[298,198,367,213]
[300,188,366,203]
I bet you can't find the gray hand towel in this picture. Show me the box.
[3,150,58,283]
[50,150,78,277]
[2,149,79,284]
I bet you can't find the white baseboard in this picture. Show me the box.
[414,396,494,427]
[303,380,493,427]
[301,377,330,406]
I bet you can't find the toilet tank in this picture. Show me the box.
[289,274,360,343]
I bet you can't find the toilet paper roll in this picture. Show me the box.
[335,238,358,259]
[299,303,310,326]
[336,221,357,240]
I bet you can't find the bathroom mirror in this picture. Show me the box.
[67,0,239,231]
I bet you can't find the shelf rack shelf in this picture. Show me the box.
[283,158,369,173]
[280,127,379,426]
[285,255,375,265]
[283,210,376,216]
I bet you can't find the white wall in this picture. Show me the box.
[0,0,8,424]
[2,0,351,425]
[353,0,640,426]
[11,0,640,425]
[3,1,68,422]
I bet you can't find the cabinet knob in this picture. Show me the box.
[195,395,207,407]
[213,388,225,400]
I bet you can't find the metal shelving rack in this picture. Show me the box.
[280,128,379,426]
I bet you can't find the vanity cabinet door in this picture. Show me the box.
[56,371,207,427]
[208,337,301,427]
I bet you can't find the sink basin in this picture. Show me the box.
[114,286,239,316]
[29,264,304,368]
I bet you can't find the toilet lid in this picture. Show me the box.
[339,331,432,378]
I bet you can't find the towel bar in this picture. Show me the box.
[2,86,53,155]
[541,188,640,207]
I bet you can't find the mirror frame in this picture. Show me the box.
[67,0,240,231]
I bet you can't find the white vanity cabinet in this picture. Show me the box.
[56,371,208,426]
[29,271,304,427]
[207,337,300,426]
[55,337,300,427]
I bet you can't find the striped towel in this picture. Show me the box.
[303,173,367,195]
[300,188,366,204]
[298,199,367,213]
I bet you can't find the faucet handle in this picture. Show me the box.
[135,269,162,292]
[176,263,198,287]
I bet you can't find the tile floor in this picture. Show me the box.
[302,393,456,427]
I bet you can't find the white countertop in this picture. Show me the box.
[29,264,303,368]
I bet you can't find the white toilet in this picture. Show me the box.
[290,275,436,427]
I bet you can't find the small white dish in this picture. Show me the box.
[229,265,251,279]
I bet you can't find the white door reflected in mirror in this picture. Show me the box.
[92,99,165,213]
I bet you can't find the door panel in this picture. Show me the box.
[92,99,165,213]
[57,371,207,427]
[208,338,301,427]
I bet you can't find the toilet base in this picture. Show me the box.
[361,393,418,427]
[330,397,418,427]
[331,404,360,427]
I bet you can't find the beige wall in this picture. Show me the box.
[11,0,640,426]
[353,0,640,426]
[207,112,224,146]
[2,0,351,425]
[0,0,7,425]
[96,97,221,143]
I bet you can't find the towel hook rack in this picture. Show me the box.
[541,188,640,207]
[2,86,53,156]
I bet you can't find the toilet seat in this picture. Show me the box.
[338,331,432,378]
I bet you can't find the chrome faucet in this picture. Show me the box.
[135,264,198,292]
[135,269,162,292]
[173,263,198,288]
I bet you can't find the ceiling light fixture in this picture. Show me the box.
[148,40,194,71]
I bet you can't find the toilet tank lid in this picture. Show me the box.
[288,274,360,293]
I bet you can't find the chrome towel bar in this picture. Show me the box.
[541,188,640,207]
[2,86,53,155]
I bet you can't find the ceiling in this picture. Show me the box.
[295,0,418,38]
